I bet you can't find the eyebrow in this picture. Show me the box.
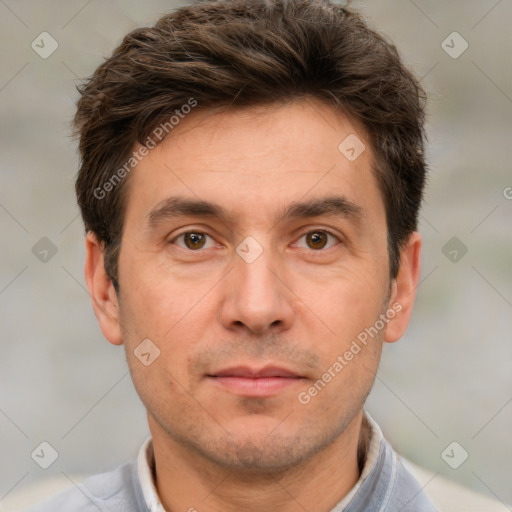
[146,195,363,230]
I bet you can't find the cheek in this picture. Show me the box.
[118,266,217,382]
[296,273,389,392]
[119,260,188,333]
[303,266,387,333]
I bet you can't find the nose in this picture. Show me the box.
[219,244,294,335]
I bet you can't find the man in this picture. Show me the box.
[29,0,437,510]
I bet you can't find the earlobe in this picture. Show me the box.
[84,232,123,346]
[384,231,422,343]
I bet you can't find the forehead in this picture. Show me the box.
[123,98,384,227]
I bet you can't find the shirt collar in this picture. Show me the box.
[332,410,384,510]
[137,436,165,512]
[137,409,383,512]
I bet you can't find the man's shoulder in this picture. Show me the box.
[371,439,438,511]
[385,452,439,511]
[385,448,506,512]
[335,432,438,512]
[25,461,144,512]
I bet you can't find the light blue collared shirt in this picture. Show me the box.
[26,411,438,511]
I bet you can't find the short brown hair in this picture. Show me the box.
[74,0,427,290]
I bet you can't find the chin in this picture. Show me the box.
[186,417,338,475]
[203,434,315,474]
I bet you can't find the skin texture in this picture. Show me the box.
[85,98,422,512]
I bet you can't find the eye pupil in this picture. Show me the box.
[306,231,327,250]
[184,233,206,249]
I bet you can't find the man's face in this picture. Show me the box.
[108,99,398,470]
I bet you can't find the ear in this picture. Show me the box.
[384,231,422,343]
[84,231,123,345]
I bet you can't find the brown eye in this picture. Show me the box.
[184,233,206,249]
[305,231,329,250]
[172,232,215,251]
[294,230,339,251]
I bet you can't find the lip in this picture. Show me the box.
[207,365,305,397]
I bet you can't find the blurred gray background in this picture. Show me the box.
[1,0,511,508]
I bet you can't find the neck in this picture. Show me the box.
[149,410,371,512]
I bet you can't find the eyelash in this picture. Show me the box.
[169,229,341,252]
